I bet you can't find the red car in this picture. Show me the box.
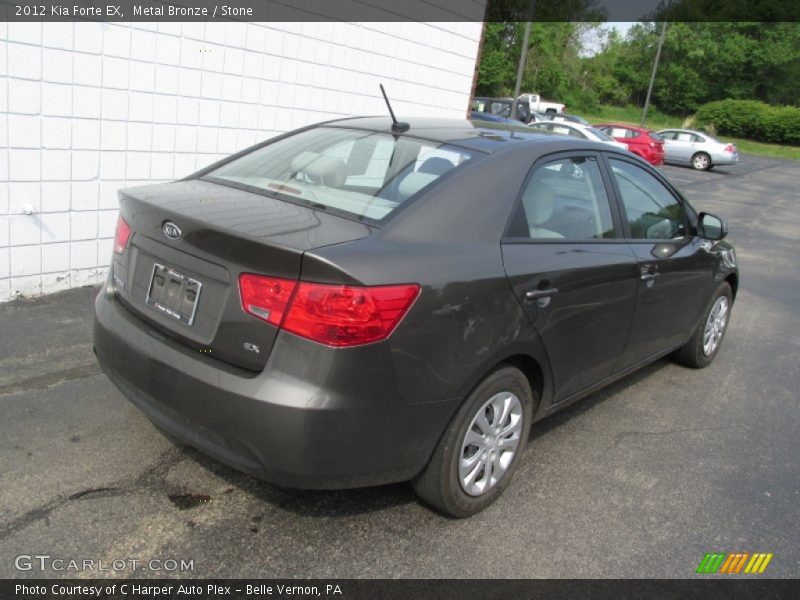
[595,124,665,165]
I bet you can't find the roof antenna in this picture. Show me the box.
[379,84,410,133]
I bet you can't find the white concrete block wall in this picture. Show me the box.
[0,19,484,301]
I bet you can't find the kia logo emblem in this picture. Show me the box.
[162,222,182,240]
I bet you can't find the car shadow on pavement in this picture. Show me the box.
[528,358,672,442]
[174,441,419,518]
[163,358,673,519]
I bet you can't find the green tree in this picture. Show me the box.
[475,21,800,115]
[476,22,518,97]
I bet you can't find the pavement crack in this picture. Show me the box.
[0,499,66,541]
[0,363,102,396]
[68,487,122,500]
[0,448,187,541]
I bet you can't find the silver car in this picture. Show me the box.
[657,129,739,171]
[529,120,629,151]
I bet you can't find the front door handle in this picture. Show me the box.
[525,288,559,301]
[640,271,661,281]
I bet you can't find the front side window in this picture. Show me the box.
[512,156,616,240]
[609,159,686,240]
[207,127,477,221]
[603,126,637,139]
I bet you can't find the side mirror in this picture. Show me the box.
[699,212,727,241]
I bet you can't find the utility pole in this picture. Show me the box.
[641,18,669,127]
[511,1,535,121]
[513,21,532,101]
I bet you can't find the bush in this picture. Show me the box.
[694,99,800,145]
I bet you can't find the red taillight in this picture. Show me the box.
[282,282,420,347]
[725,144,734,153]
[238,275,420,347]
[113,215,131,254]
[239,274,298,327]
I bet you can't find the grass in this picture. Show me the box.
[722,138,800,161]
[575,105,800,161]
[578,104,685,130]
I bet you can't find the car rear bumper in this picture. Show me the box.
[712,152,739,165]
[93,284,454,489]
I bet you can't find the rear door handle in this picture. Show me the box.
[525,288,559,301]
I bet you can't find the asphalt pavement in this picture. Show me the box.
[1,154,798,579]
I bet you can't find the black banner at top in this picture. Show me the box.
[2,0,800,22]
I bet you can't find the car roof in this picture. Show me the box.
[659,128,708,135]
[596,123,645,131]
[325,116,588,154]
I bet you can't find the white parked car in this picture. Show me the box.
[529,121,630,151]
[657,129,739,170]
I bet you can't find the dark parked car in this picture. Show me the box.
[469,110,520,125]
[94,118,738,517]
[472,97,535,123]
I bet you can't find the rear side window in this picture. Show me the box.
[206,127,477,222]
[609,159,686,240]
[510,156,616,241]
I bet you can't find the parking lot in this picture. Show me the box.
[1,154,798,579]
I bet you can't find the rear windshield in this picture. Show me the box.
[647,130,664,141]
[206,127,478,222]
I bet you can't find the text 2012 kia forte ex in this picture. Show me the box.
[94,117,738,517]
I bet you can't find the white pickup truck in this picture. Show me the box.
[518,93,565,114]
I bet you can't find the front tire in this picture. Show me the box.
[674,282,732,368]
[413,366,535,517]
[692,152,712,171]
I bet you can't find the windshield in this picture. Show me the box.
[206,127,478,222]
[587,127,615,142]
[492,103,513,117]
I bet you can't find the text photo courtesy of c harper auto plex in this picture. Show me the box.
[1,0,799,598]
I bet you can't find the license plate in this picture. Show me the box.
[146,263,202,326]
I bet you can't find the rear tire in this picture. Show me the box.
[674,282,732,368]
[413,366,534,517]
[692,152,712,171]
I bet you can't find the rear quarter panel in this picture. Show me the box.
[303,143,566,411]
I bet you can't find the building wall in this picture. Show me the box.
[0,19,483,302]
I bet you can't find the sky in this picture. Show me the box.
[581,21,637,56]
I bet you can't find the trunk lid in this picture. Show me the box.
[112,179,372,371]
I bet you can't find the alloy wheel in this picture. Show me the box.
[703,296,729,356]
